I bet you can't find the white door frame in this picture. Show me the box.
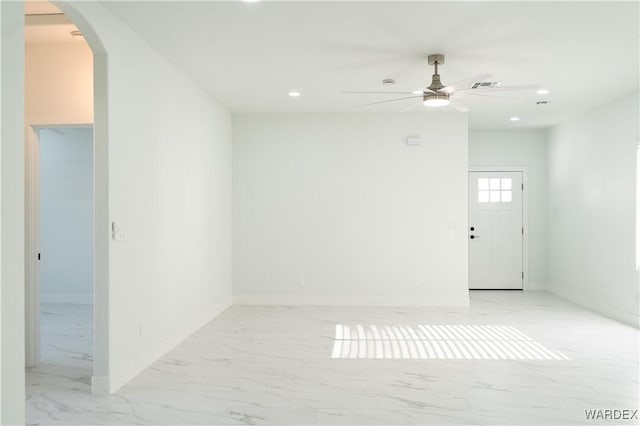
[25,123,41,368]
[25,121,93,368]
[468,166,530,290]
[28,1,111,394]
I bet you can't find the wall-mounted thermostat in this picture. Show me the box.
[406,137,421,146]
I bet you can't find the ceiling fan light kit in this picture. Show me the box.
[423,93,450,107]
[346,53,539,112]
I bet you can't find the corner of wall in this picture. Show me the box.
[107,296,233,394]
[91,376,110,396]
[546,92,640,329]
[526,282,546,291]
[547,286,639,328]
[1,1,26,424]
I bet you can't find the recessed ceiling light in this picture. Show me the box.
[510,117,520,122]
[243,0,260,2]
[536,89,550,95]
[288,91,301,97]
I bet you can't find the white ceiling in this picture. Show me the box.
[98,2,638,128]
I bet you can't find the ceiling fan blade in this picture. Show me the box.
[402,100,424,112]
[440,73,493,94]
[457,85,540,93]
[350,95,422,109]
[449,100,470,112]
[343,91,416,95]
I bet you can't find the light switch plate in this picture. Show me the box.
[112,221,127,241]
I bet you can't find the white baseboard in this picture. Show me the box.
[233,294,470,307]
[91,376,110,396]
[41,292,92,304]
[107,296,233,394]
[548,287,639,328]
[525,281,546,291]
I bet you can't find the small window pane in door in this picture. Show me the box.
[501,191,512,203]
[478,178,489,190]
[490,190,501,203]
[490,178,500,190]
[501,178,512,190]
[478,190,489,203]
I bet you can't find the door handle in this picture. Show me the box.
[470,235,480,239]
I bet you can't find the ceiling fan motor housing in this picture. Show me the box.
[424,53,449,105]
[427,53,446,92]
[428,73,445,91]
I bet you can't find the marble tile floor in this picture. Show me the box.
[40,303,93,370]
[27,291,639,425]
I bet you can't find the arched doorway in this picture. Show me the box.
[24,0,110,395]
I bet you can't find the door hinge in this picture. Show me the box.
[522,271,524,279]
[37,253,41,260]
[522,227,524,235]
[521,183,524,191]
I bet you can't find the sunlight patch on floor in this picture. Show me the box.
[331,324,569,360]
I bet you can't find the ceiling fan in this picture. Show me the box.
[345,54,539,112]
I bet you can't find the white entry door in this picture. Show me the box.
[469,171,523,289]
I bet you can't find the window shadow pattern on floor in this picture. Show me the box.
[331,324,570,360]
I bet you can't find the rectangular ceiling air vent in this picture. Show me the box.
[471,81,502,89]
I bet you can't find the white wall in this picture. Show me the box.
[26,42,93,124]
[547,92,640,327]
[233,113,469,306]
[39,127,93,304]
[469,129,547,289]
[58,2,233,393]
[1,1,25,424]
